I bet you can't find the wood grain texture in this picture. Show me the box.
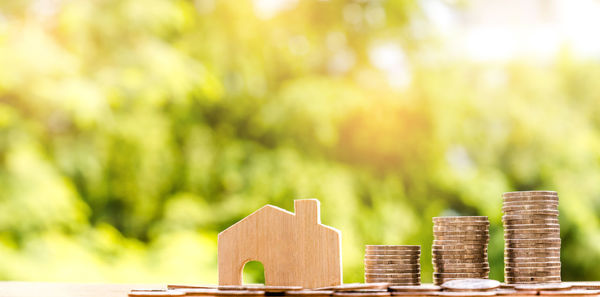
[218,199,342,288]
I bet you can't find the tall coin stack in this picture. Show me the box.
[364,245,421,285]
[432,216,490,285]
[503,191,561,284]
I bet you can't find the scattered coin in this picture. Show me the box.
[391,286,442,297]
[177,289,220,296]
[440,279,500,291]
[333,292,390,297]
[285,290,335,297]
[389,285,442,292]
[513,283,572,291]
[167,285,218,290]
[186,290,266,297]
[564,282,600,290]
[539,290,600,296]
[436,292,496,297]
[316,283,389,291]
[218,285,302,292]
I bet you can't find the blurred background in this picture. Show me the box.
[1,0,600,284]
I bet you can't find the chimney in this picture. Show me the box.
[294,199,321,224]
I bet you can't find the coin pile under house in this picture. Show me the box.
[502,191,561,284]
[364,245,421,285]
[432,216,490,285]
[130,280,600,297]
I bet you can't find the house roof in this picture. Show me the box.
[218,204,294,236]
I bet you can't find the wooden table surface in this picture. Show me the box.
[0,282,164,297]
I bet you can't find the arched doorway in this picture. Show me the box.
[242,260,265,284]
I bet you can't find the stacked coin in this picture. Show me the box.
[432,216,490,285]
[503,191,561,284]
[364,245,421,285]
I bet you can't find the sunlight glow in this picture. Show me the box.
[424,0,600,61]
[369,42,411,89]
[253,0,298,20]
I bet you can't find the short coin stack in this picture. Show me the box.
[364,245,421,285]
[432,216,490,285]
[503,191,561,284]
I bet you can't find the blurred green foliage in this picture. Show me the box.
[1,0,600,284]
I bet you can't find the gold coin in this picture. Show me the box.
[433,273,488,278]
[505,238,561,243]
[502,210,560,216]
[433,267,490,273]
[434,224,489,230]
[506,269,561,274]
[503,191,558,197]
[433,230,489,235]
[502,214,559,220]
[433,240,489,246]
[505,276,561,282]
[433,262,489,268]
[502,205,559,211]
[365,268,421,273]
[365,277,421,282]
[432,244,487,250]
[432,249,487,254]
[504,228,560,233]
[433,258,489,264]
[504,223,560,229]
[505,247,560,252]
[504,254,560,260]
[503,233,559,240]
[367,245,420,250]
[503,198,559,205]
[365,273,420,277]
[366,250,421,256]
[365,255,420,259]
[504,262,561,268]
[502,200,559,207]
[433,216,489,222]
[364,265,421,269]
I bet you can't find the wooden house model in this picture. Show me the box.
[218,199,342,288]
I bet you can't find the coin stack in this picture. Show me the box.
[432,216,490,285]
[364,245,421,285]
[503,191,561,284]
